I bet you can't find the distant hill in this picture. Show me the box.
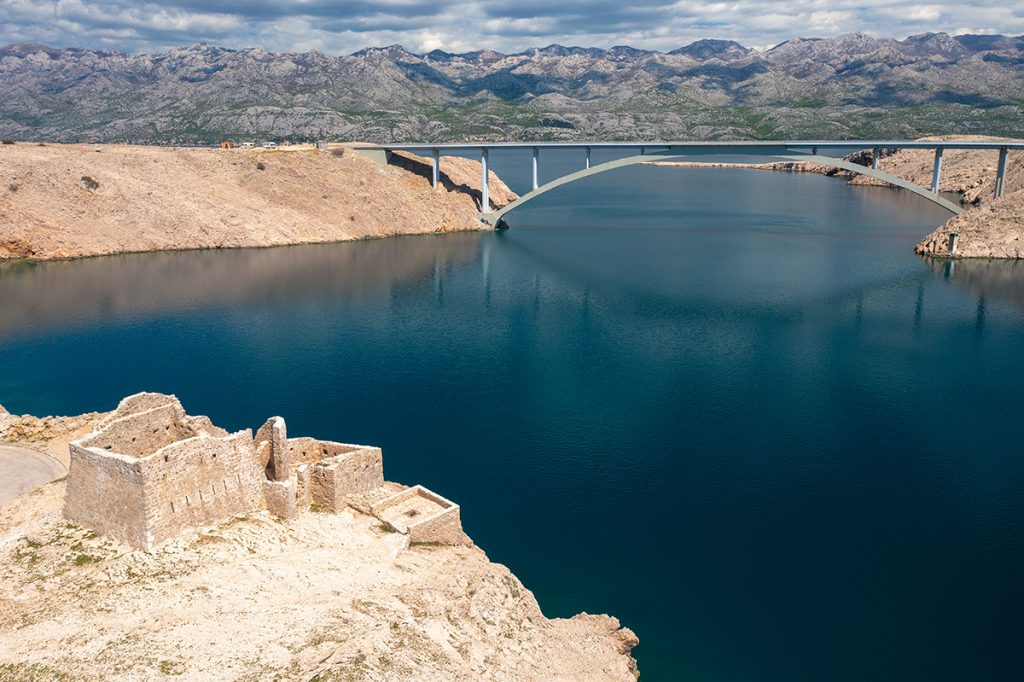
[1,33,1023,143]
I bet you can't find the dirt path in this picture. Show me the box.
[0,445,65,508]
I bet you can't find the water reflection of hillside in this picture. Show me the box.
[0,235,480,340]
[921,257,1024,309]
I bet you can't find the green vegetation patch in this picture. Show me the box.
[73,553,101,566]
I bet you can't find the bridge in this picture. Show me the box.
[357,140,1023,227]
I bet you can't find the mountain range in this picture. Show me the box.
[1,33,1022,143]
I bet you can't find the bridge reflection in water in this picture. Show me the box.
[4,168,1024,680]
[2,230,1020,344]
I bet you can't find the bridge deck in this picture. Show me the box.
[364,140,1024,152]
[356,139,1022,221]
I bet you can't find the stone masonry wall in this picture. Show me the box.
[63,443,148,549]
[408,504,465,546]
[370,486,466,546]
[287,437,359,465]
[81,402,194,458]
[62,392,405,551]
[139,430,263,549]
[307,443,384,512]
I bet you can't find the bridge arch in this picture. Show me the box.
[480,152,963,228]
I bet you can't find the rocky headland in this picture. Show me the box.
[650,135,1024,259]
[0,401,639,680]
[881,137,1024,259]
[0,142,515,261]
[850,139,1024,259]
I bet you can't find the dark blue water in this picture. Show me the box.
[3,163,1024,680]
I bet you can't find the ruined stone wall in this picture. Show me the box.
[63,443,148,549]
[80,402,194,458]
[308,444,384,512]
[407,502,464,546]
[62,391,402,551]
[139,431,263,549]
[370,486,466,546]
[287,437,358,465]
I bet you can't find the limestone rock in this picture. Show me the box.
[0,142,517,262]
[1,36,1023,143]
[0,411,639,680]
[916,187,1024,259]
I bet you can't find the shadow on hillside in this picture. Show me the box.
[387,151,488,210]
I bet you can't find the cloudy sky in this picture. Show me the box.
[0,0,1022,55]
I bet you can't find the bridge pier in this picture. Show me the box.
[363,139,1024,223]
[481,148,490,211]
[995,147,1008,198]
[931,148,944,193]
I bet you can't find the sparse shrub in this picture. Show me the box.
[331,147,345,158]
[73,554,100,566]
[158,660,184,675]
[8,183,18,192]
[255,161,266,171]
[1,139,14,145]
[80,175,99,191]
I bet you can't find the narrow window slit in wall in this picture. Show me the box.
[170,501,176,513]
[199,489,205,502]
[185,495,191,507]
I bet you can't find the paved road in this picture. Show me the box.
[0,444,67,508]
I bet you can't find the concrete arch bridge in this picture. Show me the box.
[357,140,1022,227]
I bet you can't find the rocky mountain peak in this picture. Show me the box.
[670,39,750,60]
[900,32,970,57]
[352,44,417,62]
[1,34,1022,143]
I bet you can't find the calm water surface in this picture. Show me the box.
[3,162,1024,680]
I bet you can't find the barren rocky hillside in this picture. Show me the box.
[0,143,515,261]
[916,189,1024,258]
[0,406,639,680]
[1,33,1023,143]
[851,136,1024,205]
[857,136,1024,259]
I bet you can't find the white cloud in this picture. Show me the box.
[0,0,1022,54]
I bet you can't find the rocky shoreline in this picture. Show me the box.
[0,142,516,262]
[3,138,1022,261]
[651,136,1024,259]
[0,400,639,680]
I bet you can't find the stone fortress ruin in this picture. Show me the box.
[63,393,465,551]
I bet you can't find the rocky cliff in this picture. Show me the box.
[0,405,639,680]
[916,188,1024,259]
[877,136,1024,259]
